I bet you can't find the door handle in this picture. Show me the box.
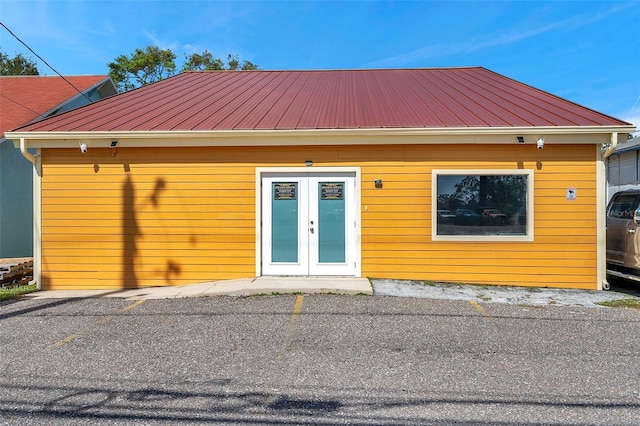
[627,228,636,234]
[310,227,314,234]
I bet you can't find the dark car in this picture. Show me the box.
[455,208,480,217]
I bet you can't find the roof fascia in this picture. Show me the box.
[8,125,635,149]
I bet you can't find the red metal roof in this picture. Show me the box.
[10,68,631,133]
[0,75,111,138]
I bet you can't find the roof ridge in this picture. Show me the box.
[183,66,485,74]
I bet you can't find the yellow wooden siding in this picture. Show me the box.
[40,144,598,290]
[358,144,597,289]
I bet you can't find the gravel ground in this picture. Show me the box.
[372,279,640,307]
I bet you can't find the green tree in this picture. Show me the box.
[182,51,258,72]
[107,46,177,92]
[182,50,224,71]
[0,50,39,75]
[109,46,259,92]
[224,54,258,71]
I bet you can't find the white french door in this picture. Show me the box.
[261,172,356,276]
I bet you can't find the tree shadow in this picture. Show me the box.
[121,174,182,289]
[122,174,140,288]
[1,378,636,425]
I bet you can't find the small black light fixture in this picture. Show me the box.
[516,136,525,144]
[304,159,313,166]
[110,140,118,156]
[374,179,383,188]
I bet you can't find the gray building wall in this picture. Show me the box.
[606,136,640,202]
[0,139,33,257]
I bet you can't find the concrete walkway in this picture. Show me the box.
[22,276,640,308]
[24,277,373,300]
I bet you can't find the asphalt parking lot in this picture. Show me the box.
[1,290,639,425]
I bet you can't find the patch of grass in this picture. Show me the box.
[597,299,640,310]
[422,281,436,287]
[0,284,37,302]
[477,294,492,301]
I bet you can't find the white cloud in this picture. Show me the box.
[621,96,640,135]
[366,2,635,68]
[623,115,640,136]
[142,29,178,52]
[366,21,562,68]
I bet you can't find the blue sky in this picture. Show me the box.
[1,0,639,133]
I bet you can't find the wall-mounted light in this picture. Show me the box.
[516,136,525,144]
[305,160,313,166]
[79,142,87,154]
[374,179,383,188]
[110,140,118,156]
[537,138,544,150]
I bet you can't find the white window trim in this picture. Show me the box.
[432,169,534,242]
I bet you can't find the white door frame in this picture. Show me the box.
[256,167,361,277]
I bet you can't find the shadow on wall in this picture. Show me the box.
[121,173,181,288]
[122,174,140,288]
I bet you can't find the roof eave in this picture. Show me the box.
[7,125,635,149]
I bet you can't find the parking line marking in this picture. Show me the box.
[469,300,493,321]
[53,300,145,348]
[291,295,304,325]
[118,299,145,312]
[283,295,304,352]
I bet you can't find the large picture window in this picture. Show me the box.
[432,170,533,241]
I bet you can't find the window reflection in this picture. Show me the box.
[436,175,528,236]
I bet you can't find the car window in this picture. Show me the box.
[608,195,637,219]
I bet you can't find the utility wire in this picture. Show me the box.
[0,92,46,118]
[1,21,93,103]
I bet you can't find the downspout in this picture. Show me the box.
[19,137,37,166]
[19,138,42,290]
[599,133,618,291]
[601,132,618,159]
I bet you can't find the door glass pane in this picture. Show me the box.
[318,182,346,263]
[272,182,298,262]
